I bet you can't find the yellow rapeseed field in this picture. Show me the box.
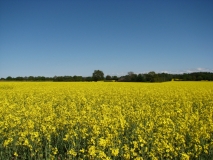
[0,82,213,159]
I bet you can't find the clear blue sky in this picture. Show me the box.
[0,0,213,78]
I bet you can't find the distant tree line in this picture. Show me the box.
[1,70,213,82]
[172,72,213,81]
[1,75,95,82]
[117,71,213,82]
[117,71,173,82]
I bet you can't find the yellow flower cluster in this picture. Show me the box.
[0,82,213,159]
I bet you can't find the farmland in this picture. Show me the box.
[0,82,213,159]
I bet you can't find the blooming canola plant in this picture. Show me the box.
[0,82,213,159]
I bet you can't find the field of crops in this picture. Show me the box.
[0,82,213,159]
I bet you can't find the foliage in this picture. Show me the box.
[106,75,112,80]
[1,82,213,159]
[118,72,213,82]
[1,72,213,82]
[92,70,104,81]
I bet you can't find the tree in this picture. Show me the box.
[85,76,92,81]
[197,76,203,81]
[6,76,13,81]
[124,71,134,81]
[137,74,145,82]
[128,71,134,76]
[111,76,118,81]
[92,70,104,81]
[147,71,156,82]
[15,76,24,81]
[106,75,111,80]
[28,76,34,81]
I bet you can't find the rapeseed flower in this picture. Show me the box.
[0,82,213,159]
